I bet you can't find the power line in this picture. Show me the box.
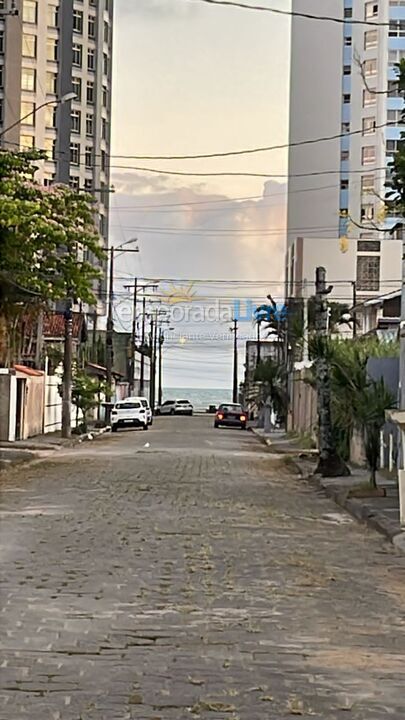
[108,164,392,179]
[109,121,396,161]
[184,0,391,26]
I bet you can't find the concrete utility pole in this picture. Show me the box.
[140,294,146,396]
[130,278,138,394]
[256,319,261,367]
[231,319,238,403]
[158,329,164,407]
[314,267,350,477]
[105,248,115,415]
[61,301,73,439]
[302,278,309,364]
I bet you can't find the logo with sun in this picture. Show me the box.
[158,282,197,305]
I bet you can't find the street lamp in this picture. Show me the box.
[0,92,77,139]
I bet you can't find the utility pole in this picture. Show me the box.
[140,294,146,396]
[314,267,350,477]
[105,248,114,418]
[130,278,138,394]
[158,329,164,407]
[302,278,309,364]
[61,300,73,439]
[152,312,158,410]
[231,319,238,403]
[352,280,357,339]
[256,319,261,367]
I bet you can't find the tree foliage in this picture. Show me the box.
[72,369,105,433]
[254,358,287,422]
[0,150,105,366]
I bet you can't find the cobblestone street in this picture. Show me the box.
[1,416,405,719]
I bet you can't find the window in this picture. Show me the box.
[102,86,108,107]
[0,66,3,88]
[364,30,378,48]
[343,64,351,75]
[388,109,403,124]
[358,240,380,252]
[362,146,376,164]
[344,36,352,46]
[386,139,399,153]
[389,19,405,37]
[46,71,57,94]
[71,109,81,133]
[88,47,95,70]
[362,117,376,135]
[361,175,375,193]
[21,67,36,91]
[23,34,37,58]
[357,255,380,292]
[104,21,109,43]
[72,77,82,101]
[388,80,399,97]
[73,10,83,33]
[70,176,80,190]
[0,30,4,53]
[84,177,93,191]
[44,137,55,160]
[363,89,376,106]
[46,38,58,61]
[364,59,377,76]
[43,175,55,187]
[72,43,82,67]
[45,105,56,128]
[343,93,351,104]
[103,53,108,76]
[21,100,35,125]
[87,81,95,104]
[101,150,107,171]
[344,7,352,17]
[0,99,3,124]
[23,0,37,23]
[86,112,94,135]
[341,179,349,190]
[70,142,80,165]
[88,15,96,38]
[47,4,58,26]
[365,2,378,18]
[20,134,34,150]
[102,117,108,140]
[361,204,375,220]
[342,122,350,133]
[341,150,350,161]
[85,146,92,168]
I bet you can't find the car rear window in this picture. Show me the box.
[220,404,242,412]
[177,400,189,404]
[115,402,141,409]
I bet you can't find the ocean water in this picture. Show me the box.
[164,387,232,411]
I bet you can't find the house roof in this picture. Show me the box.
[363,289,401,308]
[43,312,85,340]
[14,364,44,377]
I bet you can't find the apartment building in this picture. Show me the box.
[287,0,403,301]
[0,0,113,308]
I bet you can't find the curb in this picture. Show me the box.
[250,429,405,553]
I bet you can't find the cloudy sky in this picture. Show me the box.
[109,0,291,389]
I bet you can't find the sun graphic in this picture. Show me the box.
[158,282,196,305]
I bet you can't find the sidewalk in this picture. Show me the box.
[252,428,405,553]
[0,427,109,472]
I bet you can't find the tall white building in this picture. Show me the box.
[0,0,113,308]
[287,0,404,301]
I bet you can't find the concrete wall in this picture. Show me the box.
[23,376,44,439]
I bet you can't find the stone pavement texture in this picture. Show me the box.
[1,417,405,719]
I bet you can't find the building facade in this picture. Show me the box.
[287,0,405,300]
[0,0,113,309]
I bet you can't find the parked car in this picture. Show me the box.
[125,396,153,425]
[155,399,193,416]
[111,400,148,432]
[214,403,247,430]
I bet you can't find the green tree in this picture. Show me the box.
[72,370,105,433]
[254,358,287,424]
[0,150,105,366]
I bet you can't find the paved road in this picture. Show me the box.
[1,416,405,719]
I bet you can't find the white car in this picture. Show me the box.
[125,396,153,425]
[111,400,148,432]
[156,399,193,416]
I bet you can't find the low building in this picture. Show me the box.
[358,290,400,341]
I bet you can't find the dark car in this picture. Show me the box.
[214,403,247,430]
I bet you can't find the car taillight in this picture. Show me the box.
[217,413,224,420]
[240,415,246,422]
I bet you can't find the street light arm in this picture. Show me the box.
[0,94,76,139]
